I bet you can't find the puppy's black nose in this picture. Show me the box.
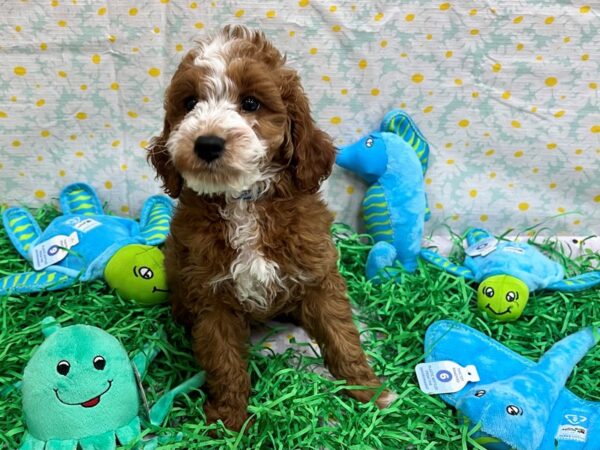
[194,135,225,162]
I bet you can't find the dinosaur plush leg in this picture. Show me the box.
[149,372,206,425]
[138,196,173,245]
[547,271,600,292]
[2,207,42,260]
[380,109,430,174]
[420,249,475,279]
[59,182,104,216]
[0,270,74,296]
[366,241,399,280]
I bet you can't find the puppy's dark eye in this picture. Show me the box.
[241,96,260,112]
[184,96,198,112]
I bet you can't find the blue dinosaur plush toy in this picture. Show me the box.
[14,316,205,449]
[1,183,173,305]
[424,320,600,450]
[421,228,600,321]
[336,109,430,278]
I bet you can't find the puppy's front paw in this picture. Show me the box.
[205,401,251,432]
[375,390,398,409]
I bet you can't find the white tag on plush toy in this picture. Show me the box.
[31,232,79,270]
[415,361,480,394]
[465,237,498,257]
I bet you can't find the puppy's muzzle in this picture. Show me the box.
[194,135,225,163]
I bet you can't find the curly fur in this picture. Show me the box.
[148,25,394,431]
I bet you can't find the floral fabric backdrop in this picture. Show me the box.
[1,0,599,237]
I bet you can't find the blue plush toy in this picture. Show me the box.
[336,109,430,278]
[421,228,600,321]
[1,183,173,305]
[424,320,600,450]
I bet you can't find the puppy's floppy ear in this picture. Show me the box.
[147,116,183,198]
[282,70,336,193]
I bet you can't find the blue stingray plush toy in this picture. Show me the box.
[1,183,173,305]
[424,320,600,450]
[421,228,600,321]
[336,109,430,279]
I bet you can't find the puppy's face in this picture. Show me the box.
[149,26,335,198]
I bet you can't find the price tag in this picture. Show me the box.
[415,360,480,394]
[465,237,498,257]
[31,232,79,270]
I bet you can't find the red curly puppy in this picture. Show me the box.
[148,25,395,431]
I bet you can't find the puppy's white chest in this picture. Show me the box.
[221,200,281,310]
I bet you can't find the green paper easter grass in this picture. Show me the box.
[0,210,599,449]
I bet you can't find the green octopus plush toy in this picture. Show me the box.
[1,182,172,305]
[15,317,205,450]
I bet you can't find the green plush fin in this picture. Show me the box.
[115,416,141,446]
[381,109,430,174]
[45,440,78,450]
[59,182,103,216]
[547,271,600,292]
[0,270,74,296]
[2,207,42,260]
[139,196,173,245]
[149,371,206,426]
[131,332,165,379]
[420,249,475,279]
[18,432,45,450]
[79,430,116,450]
[465,228,493,246]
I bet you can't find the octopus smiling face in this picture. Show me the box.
[22,323,140,441]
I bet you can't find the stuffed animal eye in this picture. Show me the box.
[365,137,374,148]
[474,390,486,397]
[483,286,495,298]
[93,356,106,371]
[506,405,523,416]
[57,360,70,376]
[184,96,198,112]
[505,291,517,302]
[241,96,260,112]
[138,266,154,279]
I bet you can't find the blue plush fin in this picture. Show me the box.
[424,195,431,221]
[547,271,600,292]
[59,182,104,216]
[2,207,42,260]
[149,372,206,426]
[380,109,430,174]
[465,228,493,246]
[131,332,164,379]
[139,196,173,245]
[0,270,75,296]
[420,249,475,280]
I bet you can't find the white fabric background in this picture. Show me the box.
[0,0,598,238]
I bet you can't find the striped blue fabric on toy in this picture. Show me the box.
[1,182,173,305]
